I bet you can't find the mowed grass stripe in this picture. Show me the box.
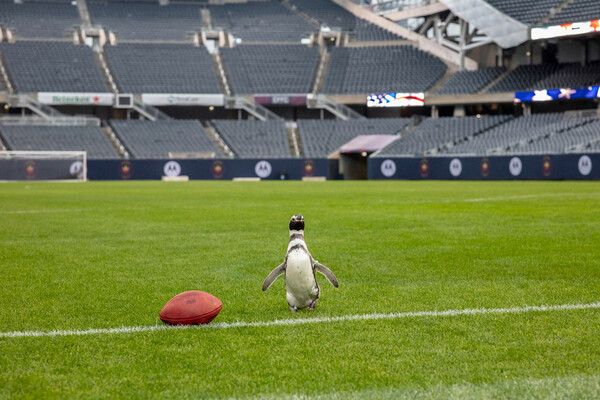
[3,301,599,339]
[1,192,599,215]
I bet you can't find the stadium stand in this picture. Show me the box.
[0,41,109,93]
[446,113,590,154]
[512,119,600,154]
[322,45,446,94]
[377,115,511,156]
[352,18,403,42]
[208,1,315,43]
[488,64,562,93]
[289,0,355,30]
[109,120,222,159]
[87,2,204,42]
[103,43,222,94]
[298,118,413,158]
[211,120,290,158]
[0,0,596,169]
[437,67,506,95]
[220,44,319,94]
[0,125,118,159]
[0,1,81,39]
[483,0,564,25]
[534,62,600,90]
[488,62,600,92]
[547,0,600,25]
[288,0,403,41]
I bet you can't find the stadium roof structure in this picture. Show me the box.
[339,135,399,154]
[440,0,529,49]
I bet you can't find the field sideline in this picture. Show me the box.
[1,181,599,399]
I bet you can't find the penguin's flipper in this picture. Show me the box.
[262,263,286,291]
[314,262,339,288]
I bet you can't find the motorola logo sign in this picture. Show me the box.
[578,155,592,176]
[255,160,272,178]
[380,159,396,178]
[509,157,522,177]
[69,161,84,178]
[449,158,462,177]
[163,161,181,177]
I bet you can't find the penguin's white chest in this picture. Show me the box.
[285,249,318,307]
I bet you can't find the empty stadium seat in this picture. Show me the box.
[322,46,446,94]
[377,115,511,156]
[88,2,204,42]
[289,0,355,30]
[0,1,81,39]
[446,113,582,154]
[220,44,319,94]
[484,0,564,25]
[512,119,600,153]
[289,0,403,41]
[103,43,222,94]
[0,125,118,159]
[488,64,561,93]
[0,41,109,93]
[534,62,600,89]
[437,67,506,95]
[209,1,315,43]
[211,120,290,158]
[298,118,412,158]
[488,63,600,92]
[109,120,223,159]
[547,0,600,25]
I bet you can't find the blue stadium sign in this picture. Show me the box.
[514,86,600,102]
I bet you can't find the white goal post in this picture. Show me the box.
[0,151,87,182]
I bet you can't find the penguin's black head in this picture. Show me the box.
[289,214,305,231]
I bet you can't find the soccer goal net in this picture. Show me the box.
[0,151,87,182]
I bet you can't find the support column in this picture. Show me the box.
[459,19,467,71]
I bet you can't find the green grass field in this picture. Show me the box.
[1,181,599,399]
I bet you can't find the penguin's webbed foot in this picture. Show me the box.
[308,298,318,311]
[289,305,298,312]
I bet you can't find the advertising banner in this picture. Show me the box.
[37,92,114,106]
[369,154,600,180]
[532,20,600,40]
[253,95,307,106]
[0,159,81,180]
[88,158,331,181]
[141,94,225,106]
[515,87,600,102]
[367,92,424,107]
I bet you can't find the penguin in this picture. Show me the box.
[262,214,339,312]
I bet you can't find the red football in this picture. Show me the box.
[159,291,223,325]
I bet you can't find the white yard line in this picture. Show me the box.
[1,301,599,339]
[0,206,150,215]
[453,193,600,203]
[0,208,98,215]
